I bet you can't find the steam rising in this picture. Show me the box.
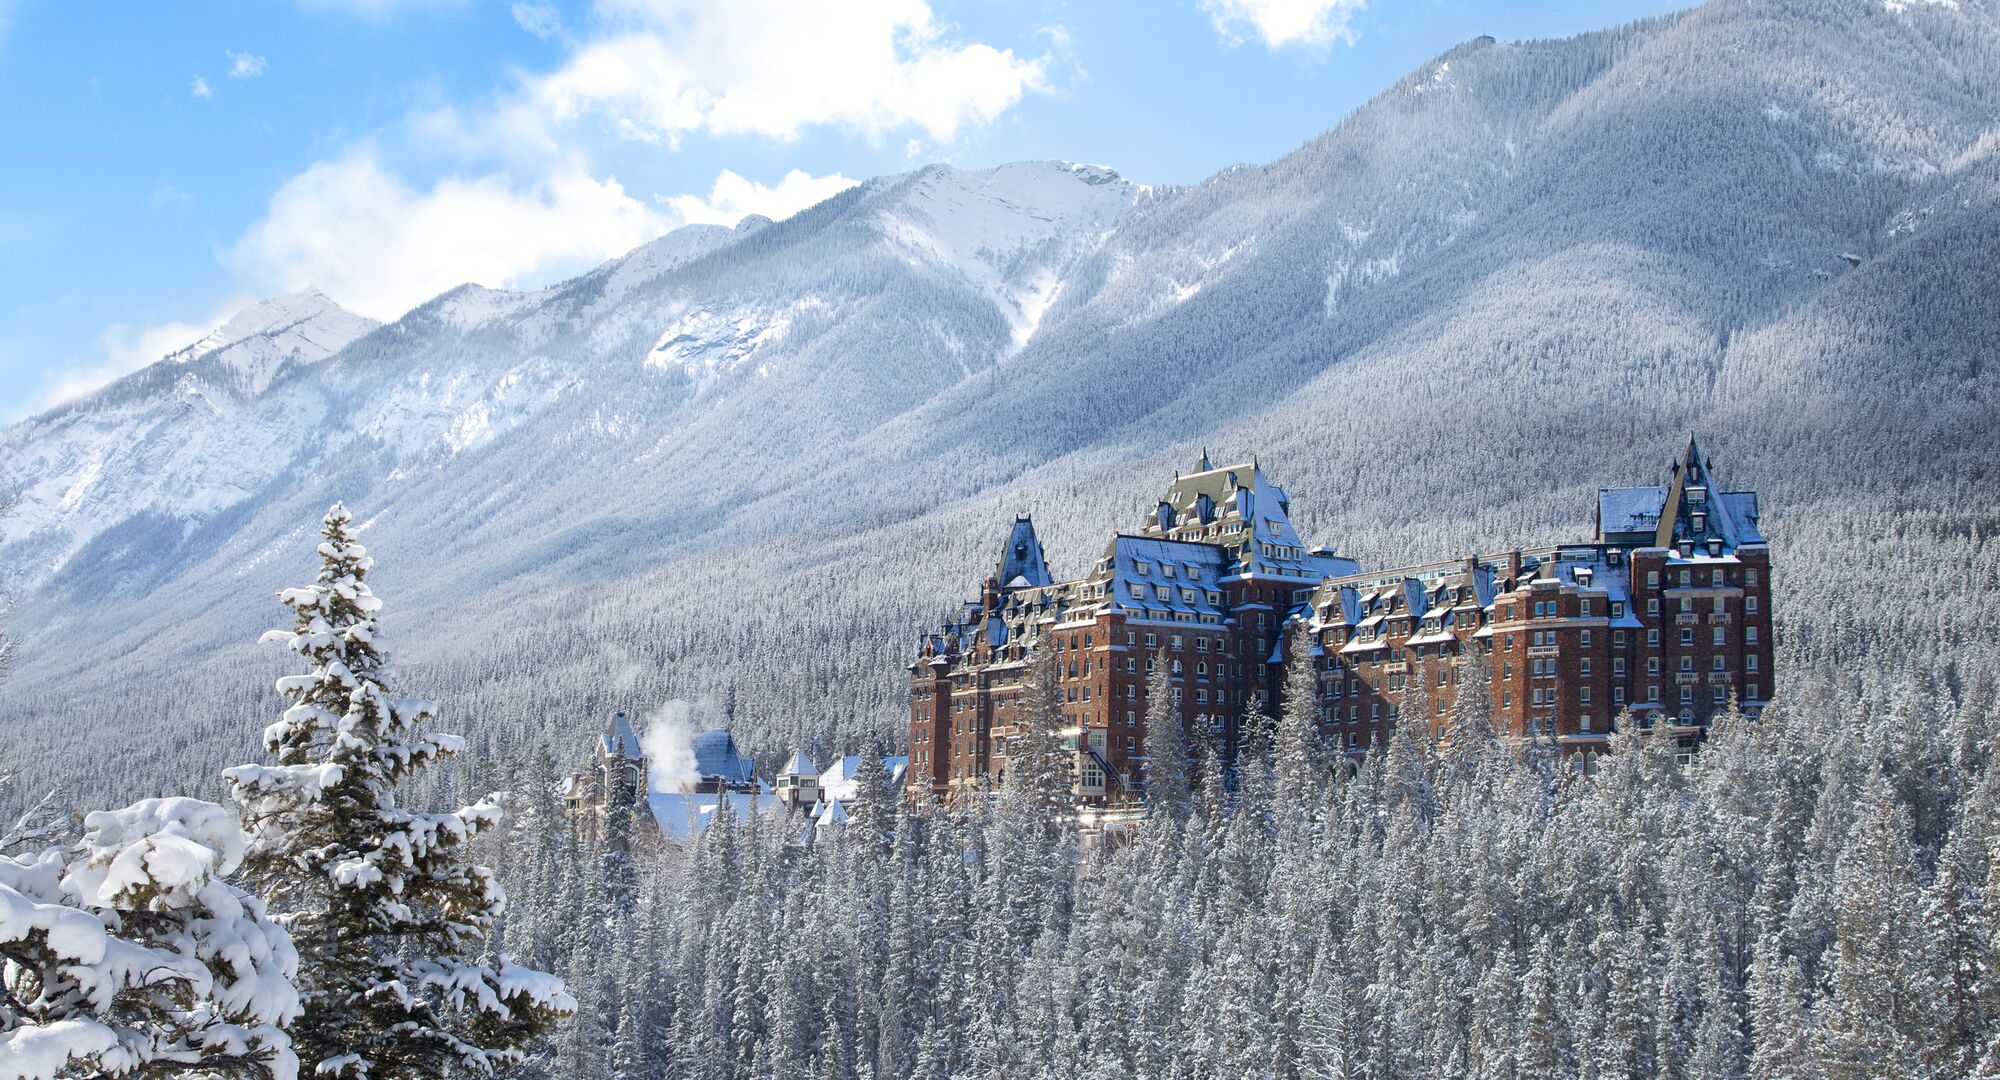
[641,700,706,794]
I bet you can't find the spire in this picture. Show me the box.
[1198,447,1211,471]
[996,515,1052,590]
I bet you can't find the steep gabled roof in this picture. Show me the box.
[996,515,1052,589]
[600,712,644,761]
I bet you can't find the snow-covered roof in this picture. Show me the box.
[692,729,755,784]
[815,799,849,835]
[997,516,1053,590]
[819,755,911,802]
[1598,487,1666,537]
[646,791,788,842]
[600,712,644,761]
[780,750,818,778]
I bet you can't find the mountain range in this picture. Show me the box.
[3,0,1997,802]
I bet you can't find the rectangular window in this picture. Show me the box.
[1748,683,1759,699]
[1648,629,1661,646]
[1681,685,1694,704]
[1746,596,1759,613]
[1647,657,1660,674]
[1611,601,1625,619]
[1747,655,1759,672]
[1680,628,1694,646]
[1648,599,1661,615]
[1713,627,1725,646]
[1648,571,1660,586]
[1580,687,1592,704]
[1746,627,1759,644]
[1746,569,1759,586]
[1581,599,1593,617]
[1712,655,1724,671]
[1648,685,1661,702]
[1613,687,1626,704]
[1580,658,1592,674]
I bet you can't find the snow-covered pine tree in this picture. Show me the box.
[0,797,298,1079]
[849,737,896,848]
[223,503,573,1078]
[1818,763,1944,1078]
[1142,652,1193,821]
[1274,630,1327,798]
[1003,645,1073,829]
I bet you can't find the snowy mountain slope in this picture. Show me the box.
[2,0,1997,805]
[0,291,375,590]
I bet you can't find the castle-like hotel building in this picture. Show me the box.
[909,441,1771,805]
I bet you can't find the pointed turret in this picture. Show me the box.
[996,515,1053,590]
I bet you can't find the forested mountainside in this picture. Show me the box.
[3,0,1998,812]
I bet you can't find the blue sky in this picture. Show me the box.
[0,0,1687,419]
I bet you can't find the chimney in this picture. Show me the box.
[982,574,1000,613]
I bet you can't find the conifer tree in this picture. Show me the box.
[224,503,573,1078]
[1274,630,1327,797]
[1818,764,1944,1078]
[1142,652,1193,821]
[1004,645,1073,828]
[0,797,299,1079]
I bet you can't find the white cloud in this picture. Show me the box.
[190,74,213,100]
[195,0,1049,341]
[1202,0,1365,50]
[227,50,269,78]
[660,169,857,227]
[18,299,248,418]
[511,1,566,40]
[528,0,1052,145]
[226,148,671,320]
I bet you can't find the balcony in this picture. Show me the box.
[1674,613,1699,625]
[1675,672,1699,685]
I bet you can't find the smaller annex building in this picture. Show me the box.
[565,712,907,842]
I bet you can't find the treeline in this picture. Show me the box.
[487,632,2000,1079]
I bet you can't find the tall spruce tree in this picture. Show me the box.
[1274,630,1328,797]
[1004,645,1073,827]
[224,504,573,1078]
[1143,652,1193,821]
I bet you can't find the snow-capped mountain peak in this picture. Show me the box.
[165,289,378,395]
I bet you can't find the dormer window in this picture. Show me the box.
[1691,512,1706,534]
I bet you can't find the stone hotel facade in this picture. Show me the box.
[909,441,1771,805]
